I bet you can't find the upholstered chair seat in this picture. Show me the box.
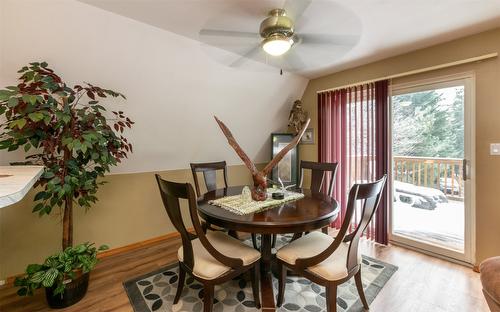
[277,231,360,281]
[178,231,260,280]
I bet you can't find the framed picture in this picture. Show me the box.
[301,128,314,144]
[270,133,299,186]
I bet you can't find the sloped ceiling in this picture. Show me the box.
[0,0,308,173]
[80,0,500,78]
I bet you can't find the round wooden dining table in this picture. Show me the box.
[197,185,339,309]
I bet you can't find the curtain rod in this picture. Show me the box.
[316,52,498,94]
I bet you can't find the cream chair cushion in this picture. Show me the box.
[178,231,260,280]
[277,231,360,281]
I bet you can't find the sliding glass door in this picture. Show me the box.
[389,74,475,264]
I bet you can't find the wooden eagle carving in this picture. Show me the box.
[214,116,311,201]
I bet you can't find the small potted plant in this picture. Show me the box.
[0,62,133,308]
[14,243,108,308]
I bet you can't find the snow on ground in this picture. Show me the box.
[393,199,464,251]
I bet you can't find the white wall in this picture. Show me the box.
[0,0,308,173]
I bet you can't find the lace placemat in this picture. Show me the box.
[208,188,305,215]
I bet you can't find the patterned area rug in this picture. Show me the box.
[124,236,397,312]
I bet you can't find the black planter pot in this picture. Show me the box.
[45,272,90,309]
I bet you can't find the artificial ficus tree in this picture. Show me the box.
[0,62,133,250]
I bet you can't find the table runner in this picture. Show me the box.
[208,188,304,215]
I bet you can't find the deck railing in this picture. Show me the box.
[393,156,464,200]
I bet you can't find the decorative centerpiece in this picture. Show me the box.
[214,116,310,201]
[269,177,296,199]
[241,185,252,202]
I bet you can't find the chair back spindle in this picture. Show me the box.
[190,161,228,197]
[299,161,338,197]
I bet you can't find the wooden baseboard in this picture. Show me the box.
[97,231,183,259]
[4,230,188,287]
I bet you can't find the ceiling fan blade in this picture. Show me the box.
[283,49,306,71]
[230,44,262,67]
[298,33,360,46]
[284,0,312,22]
[199,29,259,39]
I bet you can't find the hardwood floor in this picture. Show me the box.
[0,235,488,312]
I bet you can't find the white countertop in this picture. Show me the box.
[0,166,44,209]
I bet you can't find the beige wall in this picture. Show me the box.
[300,27,500,265]
[0,164,257,279]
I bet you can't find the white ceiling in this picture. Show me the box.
[80,0,500,78]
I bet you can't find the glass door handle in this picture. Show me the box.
[462,159,468,181]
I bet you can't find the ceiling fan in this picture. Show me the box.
[198,0,360,72]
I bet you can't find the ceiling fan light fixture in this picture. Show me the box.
[262,34,293,56]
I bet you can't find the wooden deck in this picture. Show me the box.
[394,155,464,199]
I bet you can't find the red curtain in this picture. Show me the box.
[318,80,389,244]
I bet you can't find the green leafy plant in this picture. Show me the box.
[0,62,133,250]
[14,243,108,296]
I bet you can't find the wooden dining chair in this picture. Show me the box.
[279,160,339,246]
[263,161,339,249]
[276,175,387,312]
[191,161,257,247]
[190,161,228,198]
[190,161,232,233]
[155,174,261,311]
[299,160,338,234]
[299,161,338,196]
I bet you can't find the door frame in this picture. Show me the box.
[388,72,476,265]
